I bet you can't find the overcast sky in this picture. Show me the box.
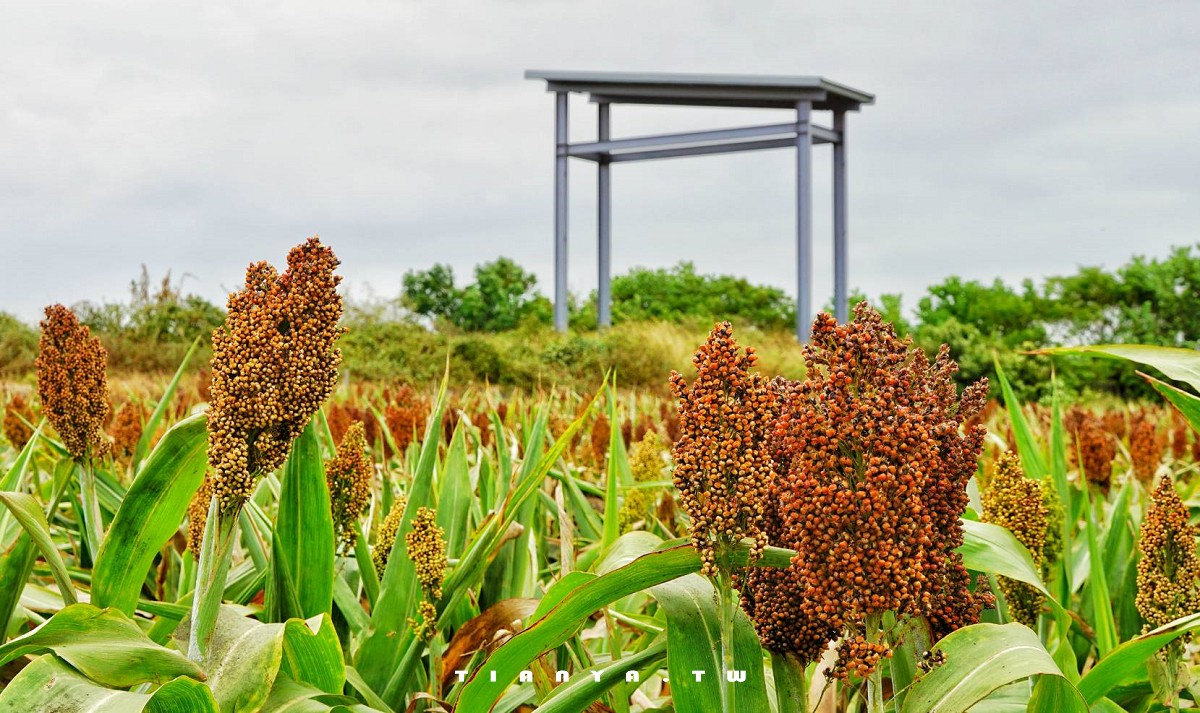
[2,1,1199,324]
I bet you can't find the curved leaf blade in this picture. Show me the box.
[93,413,207,615]
[267,421,335,622]
[0,604,203,688]
[901,623,1081,713]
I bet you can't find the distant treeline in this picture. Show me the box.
[4,247,1200,398]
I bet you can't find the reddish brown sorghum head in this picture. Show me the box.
[1103,409,1128,439]
[670,321,777,577]
[385,385,428,456]
[1170,411,1189,461]
[1073,412,1116,491]
[590,413,611,466]
[776,303,989,677]
[741,390,839,664]
[327,421,374,554]
[981,451,1047,628]
[207,237,344,510]
[1135,476,1200,632]
[109,401,145,466]
[472,409,493,448]
[1129,413,1165,485]
[36,305,111,459]
[2,394,35,451]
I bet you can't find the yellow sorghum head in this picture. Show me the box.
[619,431,667,532]
[2,394,34,451]
[405,507,447,641]
[36,304,110,459]
[326,421,373,554]
[372,495,408,574]
[1135,477,1200,632]
[406,506,447,602]
[670,321,777,578]
[981,451,1047,628]
[207,237,344,510]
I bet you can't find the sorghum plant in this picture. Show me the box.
[1074,412,1116,491]
[1128,413,1165,485]
[327,421,373,553]
[774,304,989,709]
[405,506,447,641]
[109,401,144,467]
[36,304,110,555]
[36,304,109,460]
[1136,476,1200,630]
[2,393,34,450]
[981,451,1047,627]
[373,495,408,574]
[1135,475,1200,705]
[670,321,777,711]
[384,385,427,456]
[190,236,344,662]
[619,430,667,532]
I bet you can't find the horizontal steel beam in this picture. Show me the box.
[605,137,797,163]
[568,123,840,163]
[569,122,800,157]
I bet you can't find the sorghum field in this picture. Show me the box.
[0,237,1198,713]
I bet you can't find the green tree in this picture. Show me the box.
[401,264,461,322]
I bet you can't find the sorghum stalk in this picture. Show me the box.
[865,613,884,713]
[189,237,343,662]
[771,651,808,713]
[717,565,737,712]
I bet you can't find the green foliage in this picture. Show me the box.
[402,258,552,331]
[584,261,794,330]
[0,312,37,376]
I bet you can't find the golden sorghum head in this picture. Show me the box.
[670,321,777,578]
[619,431,667,533]
[1129,414,1165,485]
[406,507,447,641]
[109,401,145,465]
[186,477,214,557]
[1135,476,1200,632]
[981,451,1047,628]
[406,506,447,601]
[2,394,35,451]
[327,421,373,554]
[777,303,989,677]
[36,304,110,459]
[372,495,408,574]
[207,237,344,509]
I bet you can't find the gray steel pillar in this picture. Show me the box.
[597,102,612,328]
[554,92,569,332]
[795,100,813,342]
[833,110,848,324]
